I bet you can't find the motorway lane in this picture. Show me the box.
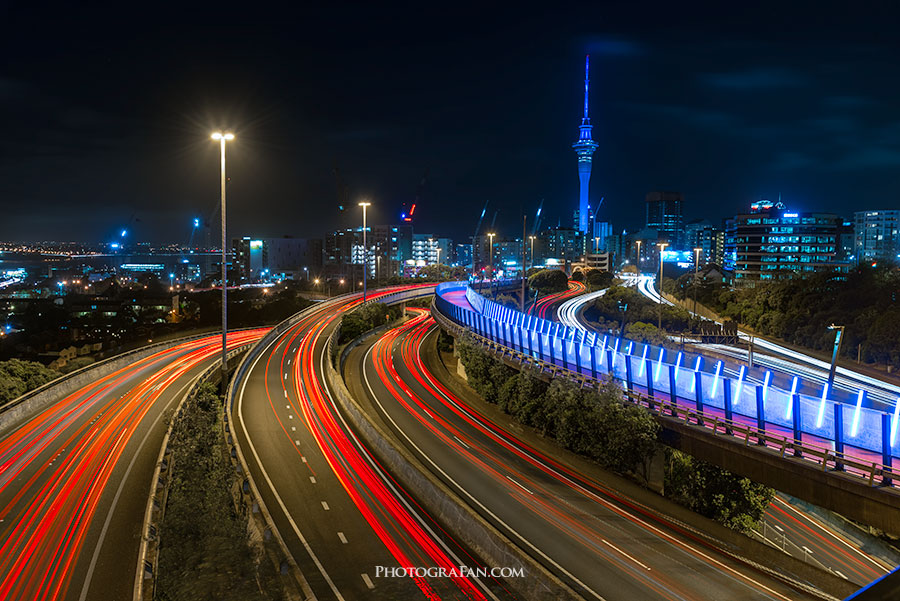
[0,329,266,601]
[759,497,892,587]
[233,290,516,601]
[347,309,822,601]
[530,281,586,320]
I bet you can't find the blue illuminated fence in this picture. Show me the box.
[434,282,900,479]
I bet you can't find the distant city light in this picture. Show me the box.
[121,229,127,237]
[193,218,200,227]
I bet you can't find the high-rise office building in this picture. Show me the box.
[724,200,847,287]
[645,191,684,249]
[854,210,900,264]
[684,219,720,264]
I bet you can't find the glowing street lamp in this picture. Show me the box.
[693,247,702,315]
[487,232,496,277]
[359,201,371,302]
[529,235,535,270]
[211,130,234,390]
[657,242,668,330]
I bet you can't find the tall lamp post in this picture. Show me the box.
[529,235,535,270]
[693,247,702,316]
[359,201,370,302]
[211,131,234,391]
[487,232,496,278]
[635,240,642,273]
[657,242,668,330]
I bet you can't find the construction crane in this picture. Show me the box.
[531,200,544,236]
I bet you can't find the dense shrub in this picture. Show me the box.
[156,383,283,601]
[455,336,772,533]
[338,302,402,344]
[664,449,774,533]
[527,269,569,295]
[0,359,60,404]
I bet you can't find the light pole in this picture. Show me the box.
[657,242,668,330]
[635,240,642,273]
[358,201,370,302]
[827,324,845,390]
[595,236,600,253]
[487,233,495,278]
[211,131,234,391]
[693,247,702,316]
[529,235,535,270]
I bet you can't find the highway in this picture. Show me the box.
[346,308,825,601]
[634,275,900,410]
[557,277,895,584]
[0,329,266,601]
[530,281,586,320]
[232,289,515,600]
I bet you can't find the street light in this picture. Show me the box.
[635,240,642,273]
[529,236,535,270]
[211,130,234,391]
[487,233,496,278]
[657,242,668,330]
[595,236,600,253]
[827,324,845,390]
[693,247,702,316]
[358,201,371,302]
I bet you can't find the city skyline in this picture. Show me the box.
[3,4,900,245]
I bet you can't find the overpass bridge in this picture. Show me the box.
[432,281,900,535]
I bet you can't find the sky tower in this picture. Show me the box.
[572,54,599,235]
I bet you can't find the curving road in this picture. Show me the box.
[0,329,266,601]
[346,308,825,601]
[530,281,586,320]
[233,288,515,600]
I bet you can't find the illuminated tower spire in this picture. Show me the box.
[572,54,599,234]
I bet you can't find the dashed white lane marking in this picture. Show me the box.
[301,454,306,460]
[284,390,287,398]
[835,570,847,580]
[286,404,290,409]
[284,373,287,380]
[453,435,470,449]
[602,539,651,571]
[289,415,293,420]
[295,440,301,445]
[505,475,533,495]
[310,476,317,484]
[321,501,330,511]
[291,426,296,431]
[361,573,374,589]
[338,532,347,544]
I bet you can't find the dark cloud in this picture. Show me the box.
[702,67,808,90]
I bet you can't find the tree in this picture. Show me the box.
[0,359,60,404]
[585,269,614,290]
[528,269,568,294]
[664,450,774,533]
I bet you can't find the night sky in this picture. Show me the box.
[2,2,900,244]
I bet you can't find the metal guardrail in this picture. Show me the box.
[431,295,900,490]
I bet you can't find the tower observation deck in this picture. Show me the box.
[572,55,599,235]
